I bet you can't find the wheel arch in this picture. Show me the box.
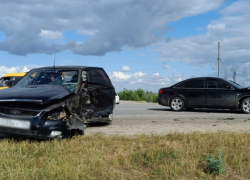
[238,96,250,109]
[168,94,187,108]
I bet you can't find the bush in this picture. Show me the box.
[118,88,158,103]
[206,151,226,175]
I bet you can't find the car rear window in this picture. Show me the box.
[175,81,187,88]
[186,79,205,88]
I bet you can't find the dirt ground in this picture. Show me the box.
[85,101,250,136]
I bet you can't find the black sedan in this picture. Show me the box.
[158,77,250,113]
[0,66,116,139]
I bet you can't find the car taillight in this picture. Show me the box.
[159,89,163,95]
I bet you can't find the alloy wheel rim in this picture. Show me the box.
[243,100,250,112]
[171,98,183,110]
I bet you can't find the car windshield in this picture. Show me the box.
[16,69,79,92]
[224,79,243,89]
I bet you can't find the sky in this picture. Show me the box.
[0,0,250,92]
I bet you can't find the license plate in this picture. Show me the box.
[0,117,31,130]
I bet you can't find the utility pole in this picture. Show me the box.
[218,42,221,78]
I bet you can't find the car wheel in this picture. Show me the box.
[241,98,250,114]
[106,114,113,125]
[71,129,84,136]
[106,120,112,125]
[170,97,184,111]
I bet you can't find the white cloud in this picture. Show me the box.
[137,79,148,83]
[111,71,132,82]
[152,73,160,77]
[121,66,131,72]
[207,23,227,36]
[164,64,171,69]
[133,71,146,77]
[157,0,250,79]
[77,29,99,36]
[221,0,250,15]
[39,30,63,39]
[172,72,182,83]
[110,68,184,92]
[0,66,30,77]
[0,0,223,56]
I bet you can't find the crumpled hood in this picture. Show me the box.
[0,85,72,104]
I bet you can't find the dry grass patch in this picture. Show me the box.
[0,132,249,179]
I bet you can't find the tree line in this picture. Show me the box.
[118,88,158,103]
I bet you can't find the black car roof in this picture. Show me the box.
[191,77,222,79]
[171,77,227,87]
[183,77,225,81]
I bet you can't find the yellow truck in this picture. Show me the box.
[0,72,27,90]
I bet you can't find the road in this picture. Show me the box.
[85,101,250,136]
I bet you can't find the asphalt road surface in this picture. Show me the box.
[86,101,250,136]
[1,101,249,138]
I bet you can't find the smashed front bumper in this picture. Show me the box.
[0,113,72,139]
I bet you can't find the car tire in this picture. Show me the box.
[106,120,112,125]
[71,129,84,136]
[101,114,113,125]
[107,114,113,125]
[170,97,185,111]
[241,98,250,114]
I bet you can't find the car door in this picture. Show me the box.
[184,79,206,107]
[206,78,236,108]
[85,68,116,117]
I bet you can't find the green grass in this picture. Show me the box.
[0,132,250,179]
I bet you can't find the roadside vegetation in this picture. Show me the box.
[118,88,158,103]
[0,132,250,179]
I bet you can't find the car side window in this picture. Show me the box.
[207,79,228,89]
[186,79,204,88]
[216,80,229,88]
[90,69,111,85]
[207,80,217,88]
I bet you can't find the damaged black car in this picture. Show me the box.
[0,66,116,139]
